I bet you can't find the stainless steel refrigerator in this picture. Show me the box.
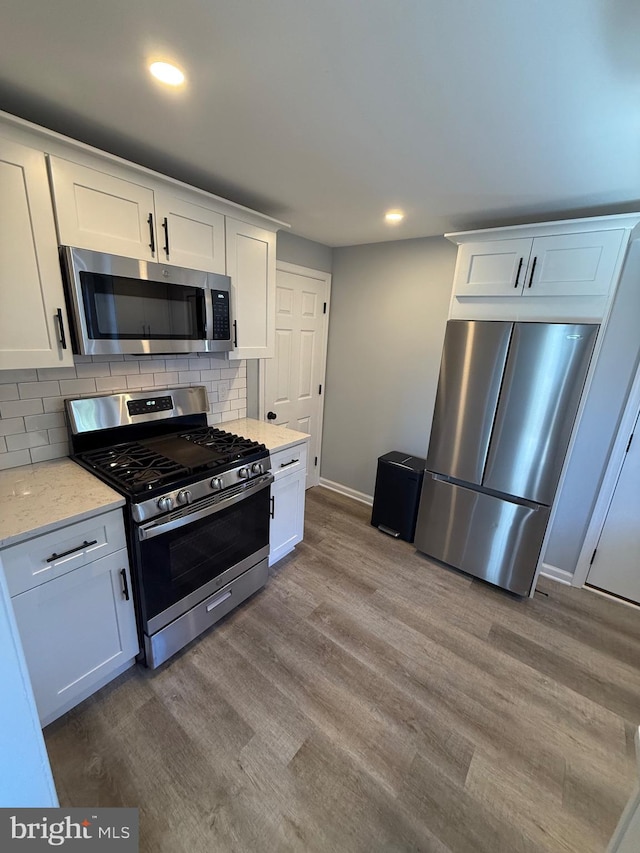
[414,320,598,595]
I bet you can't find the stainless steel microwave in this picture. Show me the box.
[60,246,234,356]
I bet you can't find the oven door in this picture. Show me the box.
[134,475,272,634]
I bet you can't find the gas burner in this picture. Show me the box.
[82,443,188,494]
[180,427,263,459]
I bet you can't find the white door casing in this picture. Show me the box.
[585,409,640,603]
[263,262,331,488]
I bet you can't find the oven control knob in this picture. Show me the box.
[210,477,223,490]
[238,467,250,479]
[176,489,192,505]
[157,496,174,512]
[251,462,264,474]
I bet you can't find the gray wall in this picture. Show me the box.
[276,231,333,272]
[321,237,456,497]
[544,241,640,575]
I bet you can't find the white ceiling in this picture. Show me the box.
[1,0,639,247]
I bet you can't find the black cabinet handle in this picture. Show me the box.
[280,458,299,468]
[233,320,238,347]
[120,568,130,601]
[46,539,98,562]
[527,256,537,288]
[267,411,277,420]
[55,308,67,349]
[162,217,170,256]
[514,257,523,288]
[148,213,155,254]
[270,496,275,519]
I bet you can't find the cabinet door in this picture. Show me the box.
[0,139,73,369]
[269,468,306,566]
[453,238,532,296]
[154,191,226,273]
[524,230,625,297]
[225,218,276,359]
[48,156,156,261]
[11,548,139,726]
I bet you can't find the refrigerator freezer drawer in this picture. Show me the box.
[414,474,550,595]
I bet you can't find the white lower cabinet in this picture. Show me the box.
[4,511,139,727]
[269,441,307,566]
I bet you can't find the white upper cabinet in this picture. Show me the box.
[49,156,157,261]
[454,238,533,296]
[524,231,624,297]
[49,158,228,274]
[225,218,276,359]
[452,229,625,300]
[0,139,73,370]
[152,191,226,273]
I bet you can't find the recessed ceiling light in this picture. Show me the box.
[149,61,185,87]
[385,210,404,223]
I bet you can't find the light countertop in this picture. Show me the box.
[220,418,310,452]
[0,458,125,549]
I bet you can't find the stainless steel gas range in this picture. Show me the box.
[66,386,272,668]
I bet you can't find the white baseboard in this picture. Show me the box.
[318,478,373,507]
[539,563,574,586]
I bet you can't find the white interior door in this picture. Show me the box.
[587,411,640,603]
[263,262,331,488]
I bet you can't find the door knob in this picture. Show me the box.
[267,411,277,420]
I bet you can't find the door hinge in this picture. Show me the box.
[626,433,634,453]
[314,456,318,466]
[590,548,597,566]
[323,302,327,314]
[318,384,322,395]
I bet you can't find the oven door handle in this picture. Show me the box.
[137,473,274,541]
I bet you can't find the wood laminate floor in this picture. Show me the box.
[45,487,640,852]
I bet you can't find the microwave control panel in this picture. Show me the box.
[212,290,231,340]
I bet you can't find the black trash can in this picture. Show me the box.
[370,452,426,542]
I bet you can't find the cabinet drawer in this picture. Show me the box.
[2,509,126,598]
[270,442,308,480]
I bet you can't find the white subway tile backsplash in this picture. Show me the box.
[47,427,69,445]
[0,384,19,402]
[43,397,66,413]
[0,399,44,419]
[155,372,178,386]
[37,367,77,381]
[0,418,25,437]
[18,380,60,399]
[30,442,69,463]
[0,368,38,384]
[199,369,222,382]
[59,378,98,396]
[6,430,49,451]
[110,361,140,376]
[24,412,65,431]
[0,355,247,469]
[74,362,112,378]
[0,449,32,470]
[95,376,127,392]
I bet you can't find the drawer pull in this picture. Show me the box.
[46,539,98,562]
[206,590,232,612]
[120,568,130,601]
[280,458,299,468]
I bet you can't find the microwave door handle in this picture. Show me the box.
[204,288,214,341]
